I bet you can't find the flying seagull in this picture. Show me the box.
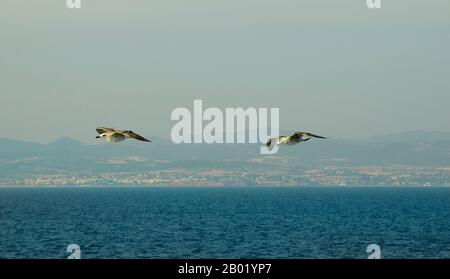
[266,131,327,150]
[95,127,151,143]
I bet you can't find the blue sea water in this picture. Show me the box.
[0,187,449,259]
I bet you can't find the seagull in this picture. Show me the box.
[95,127,151,143]
[266,131,327,150]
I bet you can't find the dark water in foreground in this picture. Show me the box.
[0,187,449,259]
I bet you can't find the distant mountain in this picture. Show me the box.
[1,132,450,178]
[0,138,43,158]
[48,137,85,147]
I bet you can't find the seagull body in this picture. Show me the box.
[96,127,151,143]
[267,131,326,150]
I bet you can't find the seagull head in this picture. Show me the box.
[96,133,106,139]
[266,138,281,151]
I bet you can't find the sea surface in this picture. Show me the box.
[0,187,449,259]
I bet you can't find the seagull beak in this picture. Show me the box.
[96,136,100,138]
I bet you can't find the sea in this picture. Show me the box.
[0,187,449,259]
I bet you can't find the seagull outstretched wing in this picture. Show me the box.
[290,131,327,142]
[304,132,327,139]
[122,130,151,142]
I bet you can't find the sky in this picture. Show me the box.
[1,0,449,143]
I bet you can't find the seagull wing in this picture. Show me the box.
[289,132,305,142]
[96,127,115,134]
[305,132,327,139]
[123,130,151,142]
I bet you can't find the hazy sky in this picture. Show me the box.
[1,0,449,143]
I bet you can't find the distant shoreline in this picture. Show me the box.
[1,185,449,188]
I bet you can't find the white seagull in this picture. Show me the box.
[266,131,327,150]
[95,127,151,143]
